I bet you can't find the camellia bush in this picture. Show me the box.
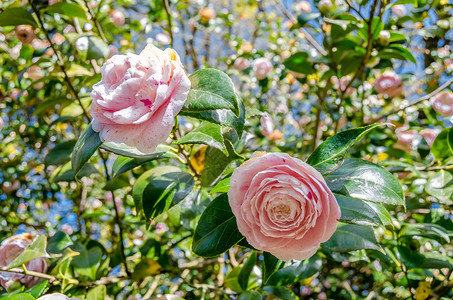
[0,0,452,299]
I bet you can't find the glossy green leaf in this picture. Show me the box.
[396,246,425,270]
[9,294,35,300]
[262,252,283,285]
[336,194,392,227]
[192,194,244,257]
[43,2,87,20]
[75,35,109,60]
[237,291,261,300]
[26,280,48,298]
[209,176,231,194]
[86,285,106,300]
[53,161,98,182]
[399,223,450,243]
[182,68,240,116]
[283,52,315,74]
[180,96,245,138]
[378,45,416,63]
[322,223,381,252]
[102,142,177,159]
[111,146,171,177]
[175,122,227,155]
[432,128,453,161]
[0,8,37,26]
[307,123,387,175]
[266,254,322,286]
[44,140,76,166]
[297,12,320,26]
[72,246,102,280]
[263,286,298,300]
[425,170,453,201]
[238,251,257,291]
[132,166,194,222]
[47,231,73,254]
[71,123,102,179]
[326,158,405,206]
[419,253,453,269]
[7,235,47,269]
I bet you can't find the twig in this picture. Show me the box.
[162,0,174,47]
[0,266,56,282]
[82,0,107,43]
[274,0,328,56]
[367,77,453,124]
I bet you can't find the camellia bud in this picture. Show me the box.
[110,9,125,27]
[260,113,274,136]
[375,70,404,98]
[431,92,453,117]
[318,0,333,14]
[253,57,272,80]
[15,25,35,44]
[233,57,250,71]
[295,1,311,12]
[199,7,216,21]
[378,30,390,46]
[391,5,406,17]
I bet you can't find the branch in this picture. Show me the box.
[162,0,174,47]
[367,77,453,124]
[0,266,56,282]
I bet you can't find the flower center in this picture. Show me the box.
[268,199,297,223]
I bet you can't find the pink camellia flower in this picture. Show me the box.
[420,129,439,146]
[90,44,190,153]
[0,233,48,289]
[395,128,418,145]
[228,152,341,261]
[431,92,453,117]
[391,4,406,17]
[260,113,274,136]
[253,57,272,80]
[233,57,250,71]
[295,1,311,12]
[37,293,80,300]
[375,70,404,98]
[110,10,125,27]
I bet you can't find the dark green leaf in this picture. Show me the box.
[263,286,298,300]
[43,2,87,20]
[396,246,425,270]
[7,235,47,269]
[0,8,37,26]
[182,68,240,116]
[192,194,244,257]
[238,252,257,291]
[432,128,453,161]
[425,170,453,201]
[262,252,283,285]
[266,254,322,286]
[72,246,102,280]
[71,123,102,179]
[47,231,73,254]
[175,122,227,155]
[237,291,261,300]
[283,52,315,74]
[336,194,391,227]
[132,166,194,222]
[322,223,382,252]
[297,12,320,25]
[307,123,386,175]
[53,162,98,182]
[102,143,177,159]
[378,45,416,63]
[419,253,453,269]
[399,223,450,243]
[26,280,48,298]
[86,285,106,300]
[44,140,76,166]
[326,158,405,206]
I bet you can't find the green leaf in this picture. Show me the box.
[72,246,102,280]
[75,35,109,60]
[326,158,405,207]
[180,96,245,138]
[336,194,392,227]
[102,142,177,159]
[263,286,298,300]
[237,291,261,300]
[43,2,87,20]
[399,223,450,243]
[175,122,227,155]
[307,123,387,175]
[86,285,106,300]
[26,280,48,298]
[182,68,240,117]
[9,294,35,300]
[396,246,425,270]
[7,235,47,269]
[52,162,98,182]
[0,8,37,26]
[378,45,416,63]
[322,223,382,252]
[111,146,171,177]
[297,12,320,26]
[266,254,322,286]
[262,252,283,285]
[393,0,417,5]
[432,128,453,161]
[133,258,161,279]
[71,123,102,179]
[238,252,257,291]
[283,52,315,74]
[47,231,73,254]
[419,253,453,269]
[44,140,77,166]
[192,194,244,257]
[425,170,453,201]
[132,166,194,222]
[209,176,231,194]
